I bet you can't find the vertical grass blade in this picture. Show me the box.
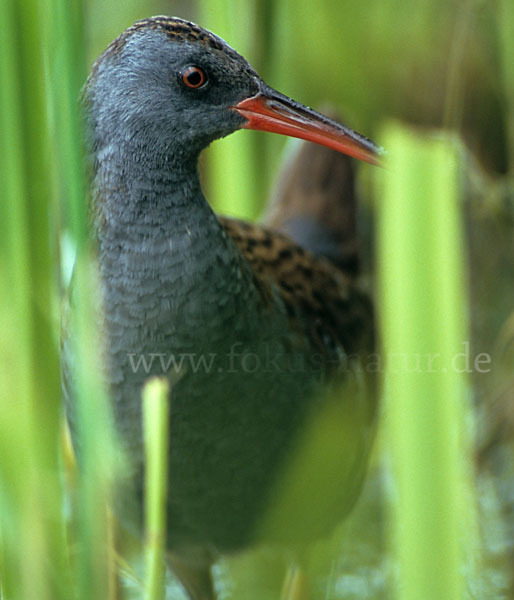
[44,0,120,598]
[143,378,171,600]
[0,0,68,598]
[498,0,514,175]
[377,124,473,600]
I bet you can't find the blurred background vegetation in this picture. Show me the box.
[1,0,512,598]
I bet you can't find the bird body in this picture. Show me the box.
[64,16,381,598]
[91,154,373,553]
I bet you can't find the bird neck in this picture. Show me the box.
[91,133,204,223]
[91,142,245,318]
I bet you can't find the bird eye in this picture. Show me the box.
[181,66,208,89]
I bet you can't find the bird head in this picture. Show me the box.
[84,16,382,168]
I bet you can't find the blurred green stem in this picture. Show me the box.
[0,0,66,598]
[45,0,119,598]
[498,0,514,175]
[143,378,171,600]
[378,124,474,600]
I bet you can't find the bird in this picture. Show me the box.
[63,16,382,600]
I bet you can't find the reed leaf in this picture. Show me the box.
[143,378,171,600]
[377,124,474,600]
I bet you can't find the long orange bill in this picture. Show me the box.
[232,86,383,166]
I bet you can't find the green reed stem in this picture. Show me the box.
[45,0,121,598]
[0,0,69,598]
[499,0,514,175]
[377,124,472,600]
[143,378,171,600]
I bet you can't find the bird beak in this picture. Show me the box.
[232,87,383,166]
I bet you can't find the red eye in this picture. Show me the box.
[181,66,207,89]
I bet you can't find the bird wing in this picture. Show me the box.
[218,216,374,364]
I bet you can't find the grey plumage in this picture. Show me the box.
[63,16,378,599]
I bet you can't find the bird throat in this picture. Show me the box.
[92,141,255,347]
